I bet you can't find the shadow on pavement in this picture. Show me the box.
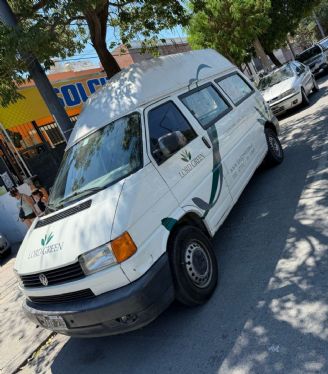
[28,86,328,374]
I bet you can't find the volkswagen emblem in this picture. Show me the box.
[39,273,48,286]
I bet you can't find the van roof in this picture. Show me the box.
[67,49,234,148]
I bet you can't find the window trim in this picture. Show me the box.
[147,100,198,166]
[215,72,255,107]
[179,82,232,130]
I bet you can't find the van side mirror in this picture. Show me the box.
[158,131,187,159]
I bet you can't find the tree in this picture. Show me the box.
[260,0,321,65]
[187,0,271,67]
[0,0,188,106]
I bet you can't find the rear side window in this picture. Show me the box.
[148,101,197,165]
[216,73,254,106]
[180,84,231,129]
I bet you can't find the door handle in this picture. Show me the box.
[202,136,211,149]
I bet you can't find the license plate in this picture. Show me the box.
[38,315,67,330]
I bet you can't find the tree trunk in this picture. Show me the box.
[84,4,121,79]
[267,51,282,67]
[253,37,272,72]
[93,40,121,78]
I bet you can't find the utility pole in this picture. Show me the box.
[313,11,325,39]
[0,0,72,141]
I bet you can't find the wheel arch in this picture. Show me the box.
[166,212,211,251]
[264,121,278,136]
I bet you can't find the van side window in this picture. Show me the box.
[180,84,231,129]
[148,101,197,165]
[216,73,254,106]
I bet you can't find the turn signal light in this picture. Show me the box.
[111,232,137,263]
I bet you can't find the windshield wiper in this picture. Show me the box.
[58,186,105,205]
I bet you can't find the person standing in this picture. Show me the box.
[9,187,37,228]
[25,178,49,203]
[32,189,47,217]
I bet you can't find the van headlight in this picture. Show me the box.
[79,244,117,275]
[79,232,137,275]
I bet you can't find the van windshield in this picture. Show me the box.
[49,113,142,209]
[296,45,321,63]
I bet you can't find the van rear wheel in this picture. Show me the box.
[265,128,284,167]
[168,226,218,306]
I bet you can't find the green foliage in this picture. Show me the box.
[316,0,328,35]
[293,17,318,49]
[260,0,321,52]
[0,0,187,107]
[187,0,271,66]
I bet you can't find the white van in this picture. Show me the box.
[14,50,283,337]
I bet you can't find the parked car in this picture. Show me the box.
[0,233,11,257]
[258,61,319,116]
[296,44,328,75]
[319,37,328,51]
[15,49,284,337]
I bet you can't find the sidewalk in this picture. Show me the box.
[0,244,52,374]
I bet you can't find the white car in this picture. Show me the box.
[0,233,11,257]
[258,61,319,116]
[296,44,328,75]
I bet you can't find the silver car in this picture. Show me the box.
[258,62,319,116]
[0,233,11,257]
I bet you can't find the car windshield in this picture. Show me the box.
[49,113,142,208]
[258,65,294,91]
[296,46,321,62]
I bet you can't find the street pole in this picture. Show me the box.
[0,0,72,141]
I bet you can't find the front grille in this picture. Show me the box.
[29,289,95,304]
[35,200,92,228]
[20,262,85,288]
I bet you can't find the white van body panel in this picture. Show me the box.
[112,163,178,281]
[220,92,268,202]
[67,50,234,149]
[15,181,125,277]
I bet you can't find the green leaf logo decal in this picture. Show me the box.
[41,233,54,247]
[180,149,191,162]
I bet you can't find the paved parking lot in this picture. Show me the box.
[3,74,328,374]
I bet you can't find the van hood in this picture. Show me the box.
[15,181,124,275]
[261,78,295,102]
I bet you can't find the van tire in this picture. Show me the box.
[265,128,284,167]
[168,225,218,306]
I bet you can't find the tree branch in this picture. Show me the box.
[32,0,48,12]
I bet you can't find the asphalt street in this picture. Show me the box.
[20,75,328,374]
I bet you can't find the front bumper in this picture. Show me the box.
[23,254,174,337]
[269,91,302,116]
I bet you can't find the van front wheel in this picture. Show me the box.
[169,226,218,306]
